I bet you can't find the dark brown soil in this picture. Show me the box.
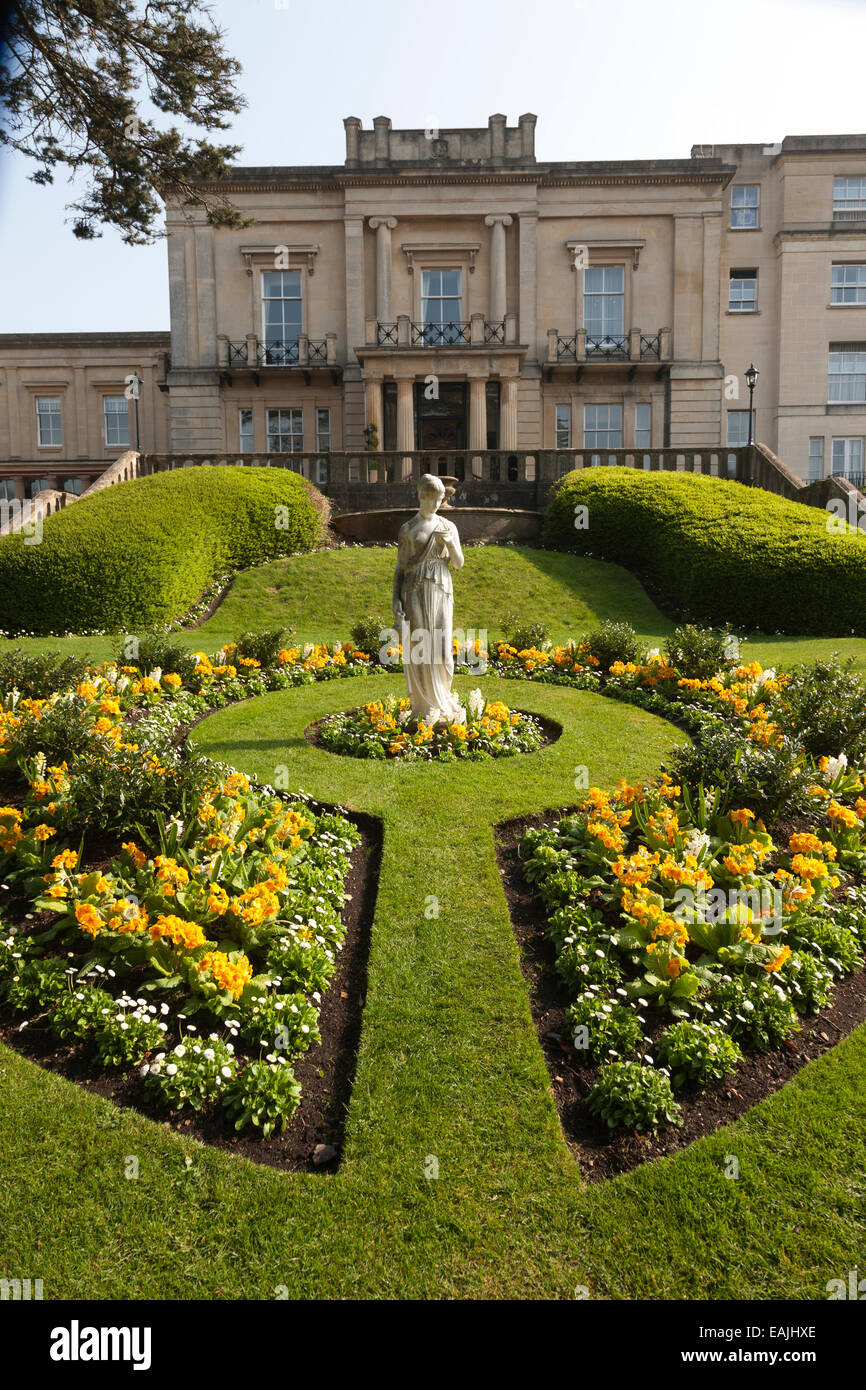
[304,708,563,754]
[174,576,235,631]
[495,809,866,1183]
[0,810,382,1173]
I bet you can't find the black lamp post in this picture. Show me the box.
[745,363,759,446]
[127,371,143,452]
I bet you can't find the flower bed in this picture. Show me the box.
[315,692,544,761]
[0,647,363,1141]
[515,652,866,1137]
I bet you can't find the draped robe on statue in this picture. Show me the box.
[397,519,463,724]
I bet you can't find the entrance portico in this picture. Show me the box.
[357,347,525,456]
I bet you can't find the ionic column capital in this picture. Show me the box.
[369,216,398,230]
[484,214,513,228]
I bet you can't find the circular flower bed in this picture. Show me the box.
[316,692,545,761]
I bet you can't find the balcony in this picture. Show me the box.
[546,327,672,375]
[218,334,339,380]
[365,313,519,349]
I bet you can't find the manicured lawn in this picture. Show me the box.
[6,543,866,673]
[3,672,865,1298]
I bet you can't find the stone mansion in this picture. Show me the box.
[1,115,865,502]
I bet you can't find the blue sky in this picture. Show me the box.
[1,0,865,332]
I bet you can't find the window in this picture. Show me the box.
[731,185,760,228]
[262,270,302,364]
[62,478,84,495]
[36,396,62,447]
[584,404,622,449]
[555,404,571,448]
[27,477,51,498]
[0,480,14,502]
[828,345,866,403]
[634,403,651,448]
[729,269,758,313]
[103,395,130,447]
[833,177,866,221]
[808,437,825,482]
[421,269,462,344]
[584,266,624,342]
[316,458,329,486]
[832,437,865,478]
[831,264,866,305]
[315,408,331,451]
[726,411,750,446]
[239,409,254,453]
[266,408,303,452]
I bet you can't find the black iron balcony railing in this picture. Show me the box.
[225,338,332,368]
[550,328,670,365]
[410,321,472,347]
[832,470,866,489]
[585,334,630,360]
[368,315,516,348]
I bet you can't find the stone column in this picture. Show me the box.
[501,379,518,449]
[396,377,415,452]
[344,215,366,366]
[469,377,487,450]
[484,214,512,324]
[369,217,397,324]
[365,377,383,443]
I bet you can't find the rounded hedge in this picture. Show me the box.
[0,467,326,635]
[543,468,866,635]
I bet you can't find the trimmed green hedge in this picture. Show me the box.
[0,467,325,635]
[543,467,866,636]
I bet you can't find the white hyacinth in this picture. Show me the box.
[685,830,711,858]
[468,688,485,720]
[825,753,848,780]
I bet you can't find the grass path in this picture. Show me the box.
[2,674,865,1298]
[7,544,866,671]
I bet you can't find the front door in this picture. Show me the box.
[414,381,468,451]
[420,415,461,450]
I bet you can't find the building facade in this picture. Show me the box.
[1,118,865,501]
[0,333,170,501]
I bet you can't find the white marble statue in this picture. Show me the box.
[392,474,465,724]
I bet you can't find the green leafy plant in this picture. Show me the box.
[587,1060,683,1133]
[579,620,643,671]
[221,1058,302,1136]
[654,1019,741,1088]
[232,628,294,668]
[543,467,866,636]
[773,658,866,762]
[565,992,643,1063]
[500,615,552,652]
[0,467,325,635]
[142,1038,238,1112]
[664,623,736,681]
[349,615,391,660]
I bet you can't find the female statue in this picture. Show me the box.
[392,473,465,724]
